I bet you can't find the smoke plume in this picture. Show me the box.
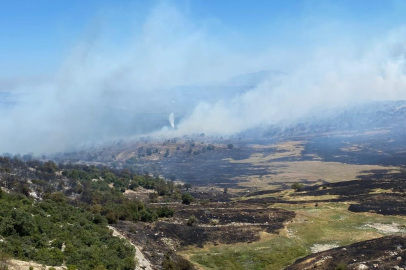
[2,2,406,154]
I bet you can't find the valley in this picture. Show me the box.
[2,119,406,269]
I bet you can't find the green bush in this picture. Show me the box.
[0,193,135,270]
[157,206,174,218]
[291,182,304,191]
[334,263,348,270]
[181,193,195,205]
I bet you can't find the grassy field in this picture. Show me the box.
[184,202,406,270]
[226,140,400,189]
[233,160,400,188]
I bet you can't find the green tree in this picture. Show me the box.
[183,183,192,191]
[181,193,194,205]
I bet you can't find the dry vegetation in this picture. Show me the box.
[227,140,400,189]
[5,259,65,270]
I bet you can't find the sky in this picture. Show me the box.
[2,0,406,154]
[2,0,406,79]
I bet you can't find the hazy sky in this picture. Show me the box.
[2,0,406,79]
[2,0,406,154]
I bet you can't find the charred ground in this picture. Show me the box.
[3,102,406,269]
[286,236,406,270]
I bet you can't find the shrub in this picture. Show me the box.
[105,211,118,224]
[125,157,137,165]
[207,144,215,150]
[47,192,66,203]
[291,182,304,191]
[149,193,159,203]
[334,263,347,270]
[140,209,158,222]
[157,206,174,218]
[181,193,194,205]
[186,215,198,226]
[89,204,102,214]
[210,219,219,226]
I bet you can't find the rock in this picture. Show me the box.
[358,264,369,270]
[397,256,402,261]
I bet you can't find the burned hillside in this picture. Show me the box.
[286,236,406,270]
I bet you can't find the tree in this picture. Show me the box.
[183,183,192,191]
[156,180,169,196]
[42,161,58,173]
[90,204,102,214]
[227,143,234,149]
[47,192,67,203]
[106,212,118,224]
[181,193,194,205]
[11,209,34,236]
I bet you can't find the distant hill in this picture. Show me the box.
[225,70,285,87]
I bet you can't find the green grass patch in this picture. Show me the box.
[187,202,406,270]
[191,236,306,270]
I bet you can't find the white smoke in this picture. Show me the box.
[0,3,259,154]
[168,113,175,128]
[2,2,406,153]
[174,28,406,135]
